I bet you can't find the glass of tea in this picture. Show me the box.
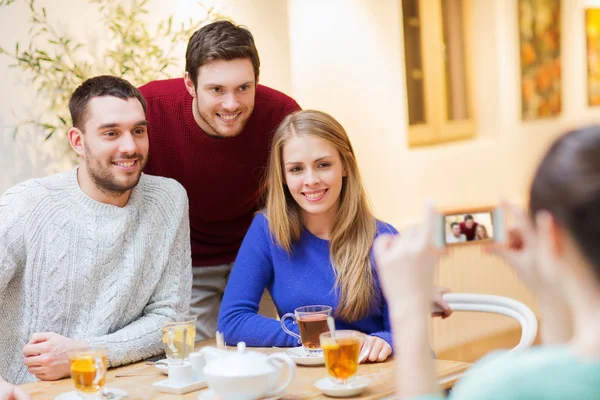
[162,315,197,365]
[280,305,332,356]
[320,330,366,384]
[68,345,108,399]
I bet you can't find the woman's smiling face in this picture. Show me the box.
[282,134,345,223]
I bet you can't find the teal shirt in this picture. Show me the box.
[412,347,600,400]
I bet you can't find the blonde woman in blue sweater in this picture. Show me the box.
[218,110,452,362]
[375,126,600,399]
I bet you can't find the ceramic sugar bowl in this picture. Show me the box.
[201,342,296,400]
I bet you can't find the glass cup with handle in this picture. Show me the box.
[162,315,197,365]
[280,305,332,356]
[68,345,108,399]
[320,330,370,384]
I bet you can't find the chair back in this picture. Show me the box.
[439,293,538,352]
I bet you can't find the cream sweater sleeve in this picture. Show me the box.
[0,183,31,297]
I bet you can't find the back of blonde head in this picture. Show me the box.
[265,110,378,322]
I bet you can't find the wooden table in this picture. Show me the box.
[21,339,470,399]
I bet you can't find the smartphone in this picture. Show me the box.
[434,207,506,248]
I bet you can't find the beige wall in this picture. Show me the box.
[3,0,599,210]
[287,0,600,229]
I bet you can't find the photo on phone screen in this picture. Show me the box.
[444,211,495,245]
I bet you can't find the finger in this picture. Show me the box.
[359,340,372,364]
[501,200,526,222]
[28,332,51,345]
[485,240,517,263]
[420,200,439,245]
[27,366,45,375]
[443,307,453,318]
[23,355,45,367]
[378,343,393,361]
[14,387,33,400]
[14,387,32,400]
[507,228,526,250]
[436,286,451,295]
[36,373,53,381]
[401,225,419,241]
[22,342,48,357]
[368,339,384,362]
[373,234,395,260]
[501,201,535,241]
[437,298,451,314]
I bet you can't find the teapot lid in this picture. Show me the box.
[205,342,275,377]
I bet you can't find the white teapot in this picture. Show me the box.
[200,342,296,400]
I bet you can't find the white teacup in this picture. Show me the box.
[189,351,206,381]
[168,361,194,386]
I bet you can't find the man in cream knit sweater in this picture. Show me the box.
[0,76,191,393]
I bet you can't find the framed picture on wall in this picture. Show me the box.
[518,0,561,120]
[586,9,600,106]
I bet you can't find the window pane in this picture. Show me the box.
[402,0,426,125]
[442,0,470,121]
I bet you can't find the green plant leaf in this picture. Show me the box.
[3,0,226,145]
[45,128,56,140]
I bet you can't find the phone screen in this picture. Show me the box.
[443,211,495,245]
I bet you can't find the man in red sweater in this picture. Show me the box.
[459,214,479,241]
[139,21,300,339]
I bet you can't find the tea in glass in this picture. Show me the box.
[162,315,196,364]
[297,313,329,349]
[280,305,331,355]
[68,345,108,398]
[320,330,365,383]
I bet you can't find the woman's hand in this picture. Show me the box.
[374,202,444,317]
[487,201,572,345]
[431,285,452,319]
[486,201,545,293]
[359,336,392,363]
[0,378,31,400]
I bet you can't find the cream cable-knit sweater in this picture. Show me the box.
[0,169,192,384]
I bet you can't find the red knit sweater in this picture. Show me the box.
[139,78,300,266]
[459,221,479,241]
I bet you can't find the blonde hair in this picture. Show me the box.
[265,110,377,322]
[476,224,489,239]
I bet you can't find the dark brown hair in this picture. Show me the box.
[185,20,260,87]
[69,75,146,131]
[529,126,600,278]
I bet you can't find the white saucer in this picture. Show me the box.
[315,376,371,398]
[155,359,169,375]
[284,347,325,366]
[55,388,128,400]
[197,389,283,400]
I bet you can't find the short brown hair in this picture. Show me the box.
[185,20,260,87]
[69,75,146,130]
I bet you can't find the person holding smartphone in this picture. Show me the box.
[375,126,600,400]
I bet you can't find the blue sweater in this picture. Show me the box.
[218,213,397,348]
